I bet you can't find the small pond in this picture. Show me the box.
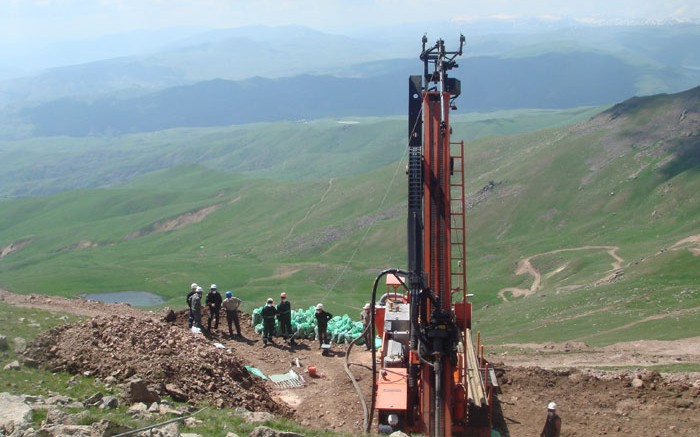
[83,291,165,307]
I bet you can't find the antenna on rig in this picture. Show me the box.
[419,35,465,133]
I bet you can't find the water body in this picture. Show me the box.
[84,291,164,307]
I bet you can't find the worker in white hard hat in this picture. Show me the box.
[261,298,277,347]
[186,283,198,328]
[276,292,295,346]
[540,401,561,437]
[189,286,204,329]
[314,303,333,353]
[360,303,372,351]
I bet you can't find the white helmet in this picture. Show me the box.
[315,303,323,310]
[363,303,371,310]
[191,283,198,289]
[210,284,217,290]
[195,286,203,293]
[547,402,557,410]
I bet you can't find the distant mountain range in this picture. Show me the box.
[0,23,699,137]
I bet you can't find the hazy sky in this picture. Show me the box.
[1,0,699,44]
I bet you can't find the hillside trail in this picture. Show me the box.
[498,245,623,301]
[285,178,334,239]
[2,287,700,436]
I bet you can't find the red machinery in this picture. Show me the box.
[368,36,494,436]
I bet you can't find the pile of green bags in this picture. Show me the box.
[252,305,367,344]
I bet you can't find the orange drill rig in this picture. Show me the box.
[367,36,495,436]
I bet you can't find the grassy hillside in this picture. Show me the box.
[1,88,699,346]
[0,107,598,198]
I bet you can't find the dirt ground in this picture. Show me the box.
[2,288,700,436]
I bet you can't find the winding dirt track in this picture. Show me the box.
[498,245,623,301]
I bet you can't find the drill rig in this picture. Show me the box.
[368,36,494,436]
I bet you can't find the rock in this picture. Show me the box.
[39,424,92,436]
[0,334,8,350]
[84,392,104,407]
[3,360,21,371]
[148,402,161,413]
[43,408,72,426]
[100,396,119,409]
[631,377,644,388]
[163,308,177,322]
[248,426,304,437]
[389,432,411,437]
[103,376,117,385]
[0,392,32,436]
[165,384,189,402]
[673,399,693,409]
[239,411,275,423]
[91,418,132,437]
[128,402,149,415]
[13,337,27,353]
[225,433,241,437]
[144,422,180,437]
[183,417,203,427]
[22,357,40,368]
[125,379,160,404]
[158,404,183,416]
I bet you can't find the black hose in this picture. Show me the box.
[344,321,371,432]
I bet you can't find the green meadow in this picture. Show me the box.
[1,94,699,346]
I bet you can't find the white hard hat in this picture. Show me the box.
[547,402,557,410]
[316,303,323,310]
[210,284,217,289]
[191,283,198,289]
[267,298,274,304]
[196,286,203,293]
[363,303,371,310]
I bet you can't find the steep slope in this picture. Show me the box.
[0,87,698,348]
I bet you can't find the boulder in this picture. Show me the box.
[0,392,32,436]
[3,360,21,371]
[125,379,159,404]
[0,335,9,350]
[13,337,27,354]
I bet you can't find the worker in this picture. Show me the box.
[314,303,333,352]
[222,291,242,337]
[205,284,223,331]
[360,303,372,350]
[189,286,203,329]
[261,298,277,346]
[540,402,562,437]
[276,292,295,346]
[186,282,198,328]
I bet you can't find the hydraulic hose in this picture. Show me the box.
[345,321,371,432]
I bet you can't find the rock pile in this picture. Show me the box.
[22,315,288,415]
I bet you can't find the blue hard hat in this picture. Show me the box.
[226,291,233,297]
